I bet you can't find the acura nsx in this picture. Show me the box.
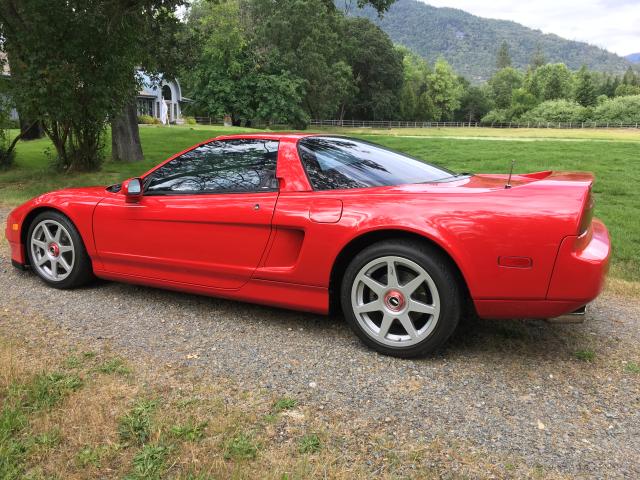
[5,134,610,357]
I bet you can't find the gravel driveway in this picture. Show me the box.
[1,207,639,477]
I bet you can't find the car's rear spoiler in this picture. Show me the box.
[525,170,595,187]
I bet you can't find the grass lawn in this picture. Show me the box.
[1,124,638,281]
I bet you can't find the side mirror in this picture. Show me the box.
[123,178,143,203]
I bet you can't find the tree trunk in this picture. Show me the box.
[19,117,44,140]
[111,101,143,162]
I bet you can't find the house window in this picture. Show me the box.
[136,98,153,116]
[156,102,160,118]
[162,85,172,101]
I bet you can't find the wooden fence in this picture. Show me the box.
[192,117,640,130]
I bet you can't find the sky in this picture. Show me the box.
[422,0,640,56]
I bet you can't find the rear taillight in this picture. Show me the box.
[578,189,594,236]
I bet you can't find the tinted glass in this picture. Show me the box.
[298,137,453,190]
[145,139,279,194]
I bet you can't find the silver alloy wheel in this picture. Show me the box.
[30,219,75,282]
[351,255,441,347]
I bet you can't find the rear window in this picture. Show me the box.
[298,136,453,190]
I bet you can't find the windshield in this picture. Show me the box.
[298,136,454,190]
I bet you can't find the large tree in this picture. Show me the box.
[427,58,463,121]
[525,63,574,102]
[245,0,353,119]
[341,17,403,120]
[397,46,434,121]
[183,0,400,123]
[183,0,310,126]
[489,67,523,110]
[0,0,183,171]
[574,65,597,107]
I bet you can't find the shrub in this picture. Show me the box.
[519,100,590,124]
[592,95,640,124]
[481,109,509,124]
[184,116,197,125]
[138,115,160,125]
[48,120,106,172]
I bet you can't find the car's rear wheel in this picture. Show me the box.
[341,240,462,357]
[27,211,94,289]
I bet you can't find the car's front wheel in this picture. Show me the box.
[26,211,94,289]
[341,240,462,358]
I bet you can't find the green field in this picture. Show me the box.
[1,125,638,281]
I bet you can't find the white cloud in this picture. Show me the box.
[420,0,640,56]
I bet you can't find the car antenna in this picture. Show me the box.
[505,159,515,189]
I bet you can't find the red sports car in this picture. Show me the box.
[5,133,610,357]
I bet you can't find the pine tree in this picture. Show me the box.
[623,66,639,86]
[496,41,512,70]
[575,66,597,107]
[530,46,546,70]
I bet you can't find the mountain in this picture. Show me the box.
[350,0,633,82]
[626,53,640,63]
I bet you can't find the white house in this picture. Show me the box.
[135,70,188,124]
[0,52,19,121]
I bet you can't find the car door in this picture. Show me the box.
[93,138,280,289]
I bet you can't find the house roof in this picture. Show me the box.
[137,70,182,101]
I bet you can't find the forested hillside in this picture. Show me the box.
[351,0,632,82]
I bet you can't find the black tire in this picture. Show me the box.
[340,239,462,358]
[26,210,94,289]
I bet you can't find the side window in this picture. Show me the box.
[299,142,369,190]
[145,139,279,194]
[298,137,452,190]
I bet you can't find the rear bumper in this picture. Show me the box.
[475,218,610,319]
[546,218,610,303]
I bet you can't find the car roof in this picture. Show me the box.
[214,132,320,141]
